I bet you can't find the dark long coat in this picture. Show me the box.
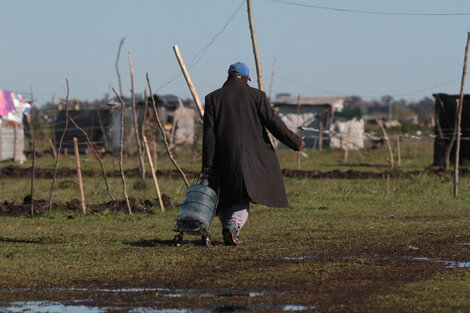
[203,77,302,209]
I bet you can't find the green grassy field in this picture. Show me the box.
[1,141,470,312]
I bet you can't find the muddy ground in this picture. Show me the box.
[0,165,463,180]
[0,194,173,217]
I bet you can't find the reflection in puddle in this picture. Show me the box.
[283,256,316,261]
[0,288,308,313]
[403,256,470,268]
[457,242,470,246]
[1,301,317,313]
[3,301,109,313]
[283,304,317,311]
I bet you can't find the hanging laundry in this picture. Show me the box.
[0,90,8,116]
[4,90,16,114]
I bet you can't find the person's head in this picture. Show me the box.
[228,62,250,83]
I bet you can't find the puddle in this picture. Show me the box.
[0,287,302,313]
[283,304,317,311]
[1,301,114,313]
[457,242,470,246]
[403,256,470,268]
[4,287,274,299]
[283,256,316,261]
[0,301,317,313]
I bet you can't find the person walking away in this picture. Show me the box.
[203,62,305,246]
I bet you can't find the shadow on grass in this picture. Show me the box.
[123,238,222,247]
[0,237,42,244]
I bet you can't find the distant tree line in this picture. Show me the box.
[343,95,434,122]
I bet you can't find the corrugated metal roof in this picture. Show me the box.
[272,95,347,106]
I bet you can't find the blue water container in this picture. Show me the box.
[176,178,218,234]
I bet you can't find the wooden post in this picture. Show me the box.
[247,0,264,91]
[30,142,35,216]
[454,32,470,197]
[146,73,190,188]
[396,135,401,168]
[319,121,323,151]
[173,45,204,119]
[13,123,18,162]
[112,88,132,214]
[48,139,57,160]
[376,119,394,169]
[143,136,165,211]
[73,137,86,214]
[128,53,146,179]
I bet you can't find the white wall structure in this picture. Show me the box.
[329,118,365,150]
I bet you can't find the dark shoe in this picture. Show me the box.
[222,226,238,246]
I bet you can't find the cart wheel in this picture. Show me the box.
[173,232,183,247]
[202,233,211,247]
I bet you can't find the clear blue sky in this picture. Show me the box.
[1,0,470,107]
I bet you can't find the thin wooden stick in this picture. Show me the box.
[146,73,190,188]
[48,139,57,160]
[48,78,70,213]
[396,135,401,168]
[143,136,165,211]
[73,138,86,214]
[69,115,116,201]
[296,95,301,170]
[30,142,35,216]
[128,53,146,179]
[115,37,126,97]
[319,121,323,151]
[112,88,132,214]
[173,45,204,119]
[344,121,351,163]
[13,123,18,162]
[142,88,148,139]
[96,103,109,152]
[376,119,394,169]
[454,32,470,197]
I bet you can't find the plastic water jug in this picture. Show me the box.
[176,176,218,234]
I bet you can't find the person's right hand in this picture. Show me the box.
[299,136,306,150]
[202,166,212,175]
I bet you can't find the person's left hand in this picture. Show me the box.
[299,136,306,150]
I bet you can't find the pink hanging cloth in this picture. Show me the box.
[0,90,8,116]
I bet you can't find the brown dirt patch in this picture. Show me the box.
[0,194,173,217]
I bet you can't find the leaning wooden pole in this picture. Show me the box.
[143,136,165,211]
[73,137,86,214]
[454,32,470,197]
[68,115,116,201]
[48,78,70,213]
[128,53,146,179]
[247,0,264,91]
[172,45,204,119]
[30,142,35,216]
[112,88,132,214]
[146,73,190,188]
[376,119,395,169]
